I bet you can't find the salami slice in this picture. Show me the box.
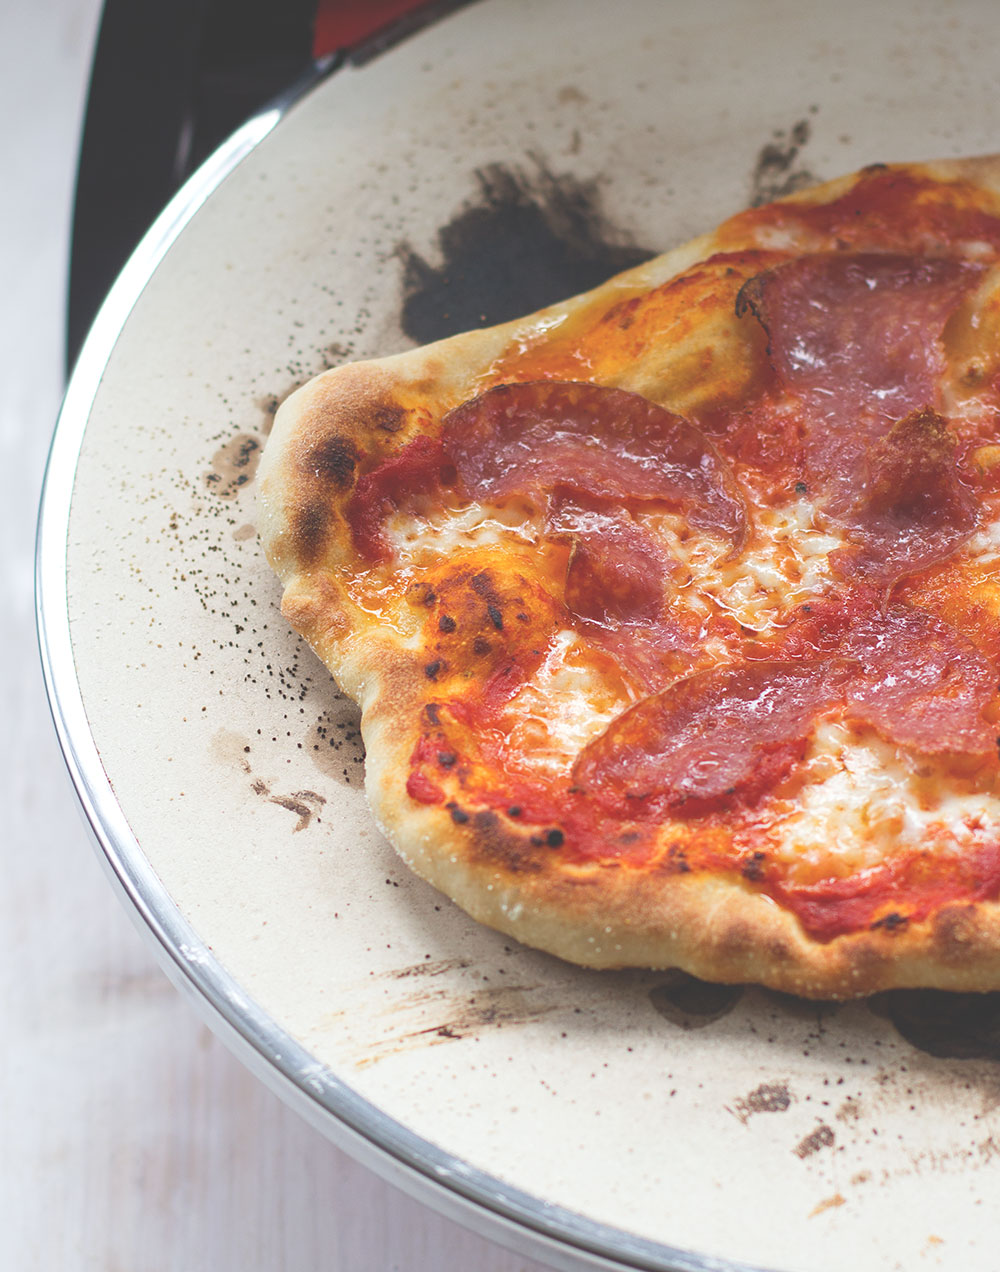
[831,408,979,585]
[843,603,997,755]
[739,252,981,581]
[574,660,838,816]
[347,434,449,560]
[443,380,747,547]
[553,500,673,627]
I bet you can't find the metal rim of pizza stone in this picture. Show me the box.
[32,36,766,1272]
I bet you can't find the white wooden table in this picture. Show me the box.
[0,4,548,1267]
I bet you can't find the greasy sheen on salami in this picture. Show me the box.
[442,381,748,546]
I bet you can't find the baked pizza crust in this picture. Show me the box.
[257,156,1000,998]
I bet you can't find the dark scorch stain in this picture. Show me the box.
[383,958,473,981]
[205,432,262,499]
[305,699,365,786]
[750,116,818,207]
[399,158,656,345]
[794,1122,835,1160]
[869,990,1000,1061]
[730,1081,793,1125]
[352,982,557,1068]
[269,790,326,832]
[648,971,744,1028]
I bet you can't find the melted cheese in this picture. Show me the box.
[496,629,635,779]
[389,494,843,633]
[775,721,1000,877]
[386,499,542,557]
[966,517,1000,564]
[643,497,842,629]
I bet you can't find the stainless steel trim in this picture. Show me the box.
[35,58,764,1272]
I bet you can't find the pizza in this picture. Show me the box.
[257,156,1000,999]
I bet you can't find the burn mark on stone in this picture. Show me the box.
[398,157,655,344]
[794,1122,835,1159]
[351,981,559,1068]
[649,971,745,1029]
[382,958,473,981]
[305,697,365,786]
[759,987,843,1022]
[730,1081,793,1124]
[750,116,818,207]
[205,433,262,499]
[270,790,327,832]
[869,990,1000,1061]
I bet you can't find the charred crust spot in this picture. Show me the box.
[471,571,496,598]
[742,851,767,882]
[439,613,457,633]
[717,920,754,959]
[930,904,979,963]
[765,938,793,965]
[487,604,504,630]
[871,911,908,933]
[666,844,691,874]
[304,434,359,489]
[424,660,443,680]
[423,703,441,725]
[734,273,765,322]
[437,751,457,767]
[507,805,522,818]
[473,636,493,656]
[371,403,406,433]
[545,828,565,848]
[446,802,470,824]
[464,810,545,874]
[406,581,436,607]
[794,481,808,494]
[292,500,331,564]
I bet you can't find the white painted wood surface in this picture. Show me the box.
[1,5,550,1268]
